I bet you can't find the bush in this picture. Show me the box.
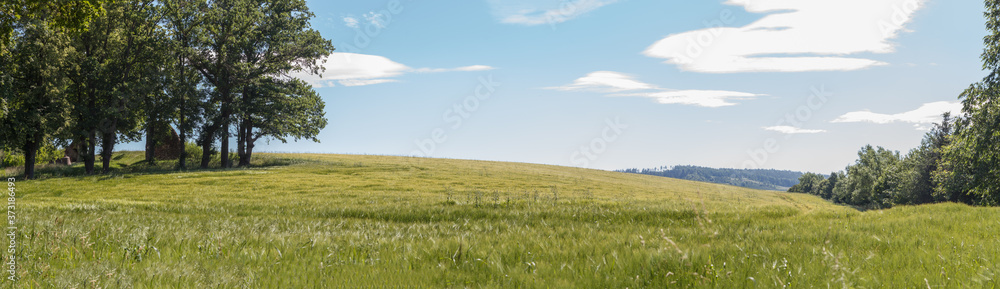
[184,142,201,159]
[36,143,64,164]
[1,144,62,167]
[2,152,24,168]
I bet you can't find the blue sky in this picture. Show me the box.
[140,0,993,173]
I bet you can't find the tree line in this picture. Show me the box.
[788,114,949,208]
[617,166,805,191]
[0,0,333,179]
[791,1,1000,207]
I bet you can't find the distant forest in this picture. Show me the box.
[616,166,806,191]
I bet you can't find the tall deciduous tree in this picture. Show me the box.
[937,0,1000,205]
[65,1,123,175]
[1,20,72,179]
[94,0,163,173]
[163,0,209,170]
[788,172,824,195]
[819,171,843,200]
[897,113,952,204]
[844,145,902,209]
[237,78,326,166]
[184,0,249,168]
[1,0,107,54]
[186,0,331,168]
[233,0,331,166]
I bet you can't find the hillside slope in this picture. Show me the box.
[618,165,805,191]
[13,153,1000,288]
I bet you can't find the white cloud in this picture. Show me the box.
[615,90,759,108]
[413,65,496,73]
[343,16,359,28]
[548,71,759,107]
[292,53,408,87]
[487,0,619,25]
[763,126,826,134]
[363,11,387,28]
[338,79,398,87]
[453,65,496,72]
[545,71,657,92]
[290,53,494,87]
[644,0,926,73]
[831,101,961,129]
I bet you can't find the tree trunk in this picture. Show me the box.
[84,131,96,175]
[101,118,117,174]
[220,105,230,168]
[144,119,156,163]
[101,131,114,174]
[237,117,248,167]
[178,117,187,170]
[236,86,251,167]
[76,134,94,175]
[177,81,187,170]
[200,141,212,168]
[200,122,216,169]
[245,134,255,167]
[22,134,39,180]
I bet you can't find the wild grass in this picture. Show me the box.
[6,152,999,288]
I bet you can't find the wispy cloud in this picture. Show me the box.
[547,71,759,107]
[338,79,398,87]
[545,71,657,92]
[763,126,826,134]
[616,90,759,108]
[290,53,494,87]
[343,16,359,28]
[487,0,619,25]
[413,65,496,73]
[644,0,926,73]
[363,11,387,28]
[831,101,961,129]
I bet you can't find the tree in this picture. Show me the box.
[1,0,108,54]
[63,1,164,174]
[135,20,174,165]
[830,171,854,204]
[1,20,72,179]
[788,172,824,196]
[817,171,842,200]
[896,113,953,204]
[184,0,332,168]
[65,1,124,175]
[183,0,252,168]
[162,0,210,170]
[232,0,332,166]
[936,0,1000,205]
[93,0,164,173]
[843,145,902,209]
[236,78,326,166]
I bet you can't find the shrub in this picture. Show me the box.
[2,152,24,168]
[184,142,201,160]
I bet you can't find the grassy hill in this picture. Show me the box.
[10,152,1000,288]
[617,165,805,191]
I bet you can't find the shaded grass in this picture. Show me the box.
[2,151,312,180]
[5,153,999,288]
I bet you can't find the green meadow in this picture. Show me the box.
[7,152,1000,288]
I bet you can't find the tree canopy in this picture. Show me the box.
[1,0,332,179]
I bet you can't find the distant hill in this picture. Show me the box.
[616,165,806,191]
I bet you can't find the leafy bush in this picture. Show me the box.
[36,143,64,164]
[184,142,202,160]
[1,143,63,167]
[2,152,24,167]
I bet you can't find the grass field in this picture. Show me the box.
[5,152,1000,288]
